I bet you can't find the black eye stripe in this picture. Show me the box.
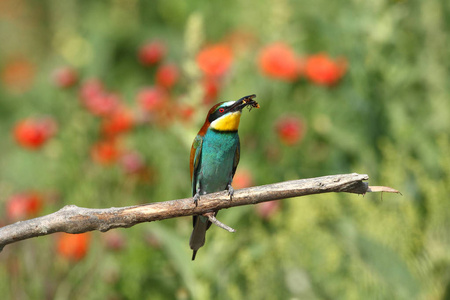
[208,106,229,123]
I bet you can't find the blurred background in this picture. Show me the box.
[1,0,449,299]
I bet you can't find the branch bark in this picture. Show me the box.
[0,173,399,251]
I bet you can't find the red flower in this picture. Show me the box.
[14,118,57,150]
[91,139,121,165]
[6,192,43,221]
[120,151,145,174]
[202,77,220,105]
[101,108,134,137]
[256,201,281,221]
[276,116,306,146]
[232,169,254,189]
[119,151,154,183]
[258,42,299,82]
[197,44,233,77]
[304,53,347,86]
[79,78,104,101]
[177,104,195,123]
[137,87,168,113]
[51,66,78,88]
[79,79,121,116]
[156,63,179,89]
[81,92,121,117]
[57,233,91,261]
[138,41,166,66]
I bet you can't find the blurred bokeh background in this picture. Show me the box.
[1,0,449,299]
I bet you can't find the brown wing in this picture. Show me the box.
[190,135,203,196]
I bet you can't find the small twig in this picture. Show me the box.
[204,212,236,233]
[0,173,399,251]
[367,186,401,194]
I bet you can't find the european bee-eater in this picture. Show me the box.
[189,94,259,260]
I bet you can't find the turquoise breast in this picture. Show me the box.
[198,129,239,194]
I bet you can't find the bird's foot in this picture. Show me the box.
[193,189,201,207]
[226,184,234,201]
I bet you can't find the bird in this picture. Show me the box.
[189,94,259,260]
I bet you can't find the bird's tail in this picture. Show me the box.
[189,215,209,260]
[192,250,198,260]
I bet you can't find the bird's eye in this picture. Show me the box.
[219,108,225,113]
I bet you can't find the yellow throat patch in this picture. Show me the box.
[210,111,242,131]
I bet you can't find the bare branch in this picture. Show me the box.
[367,186,402,195]
[0,173,399,251]
[204,212,236,233]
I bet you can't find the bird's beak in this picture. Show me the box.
[229,94,259,112]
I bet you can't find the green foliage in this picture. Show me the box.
[1,0,450,299]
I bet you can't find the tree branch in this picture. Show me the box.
[204,212,236,233]
[0,173,399,251]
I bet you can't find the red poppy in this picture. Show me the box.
[120,151,146,174]
[202,77,220,105]
[138,41,166,66]
[81,92,121,117]
[6,192,43,221]
[91,139,121,165]
[57,233,91,261]
[79,78,104,102]
[197,44,233,77]
[51,66,78,88]
[304,53,347,86]
[101,108,134,137]
[137,87,168,112]
[79,79,121,116]
[177,103,195,123]
[258,42,299,82]
[120,151,154,183]
[156,63,179,89]
[276,116,306,146]
[232,169,254,189]
[14,118,57,150]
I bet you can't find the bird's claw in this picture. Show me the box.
[227,184,234,200]
[193,189,201,207]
